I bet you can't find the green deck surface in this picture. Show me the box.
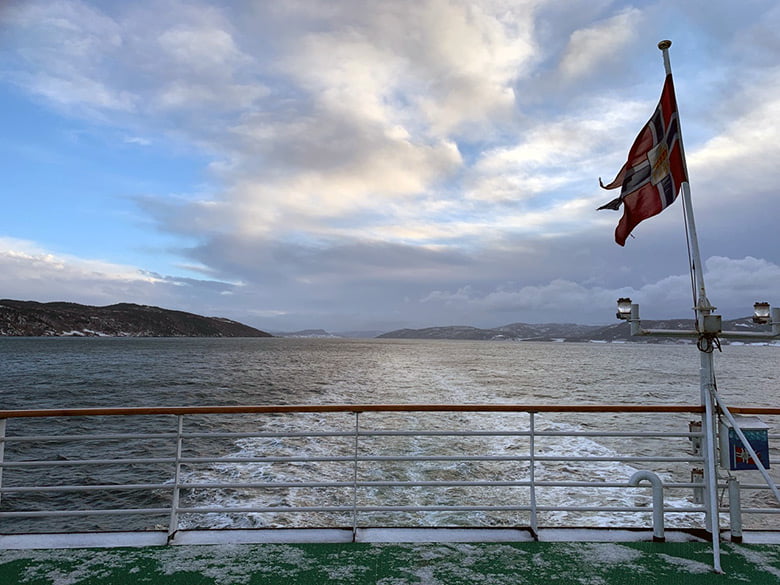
[2,541,780,584]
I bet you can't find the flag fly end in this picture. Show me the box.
[596,196,622,211]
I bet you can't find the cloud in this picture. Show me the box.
[704,256,780,300]
[4,226,775,330]
[688,66,780,199]
[1,0,133,114]
[123,136,152,146]
[465,96,650,204]
[221,113,463,223]
[0,0,655,251]
[0,237,236,310]
[116,0,543,246]
[419,256,780,324]
[2,0,269,121]
[158,24,246,72]
[559,8,641,82]
[275,0,537,136]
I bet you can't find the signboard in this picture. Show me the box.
[720,416,770,471]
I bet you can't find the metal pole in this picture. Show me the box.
[773,308,780,337]
[659,41,710,311]
[529,412,538,537]
[0,419,6,508]
[681,184,711,309]
[658,39,722,573]
[727,476,742,543]
[167,415,184,543]
[352,411,360,539]
[701,353,721,545]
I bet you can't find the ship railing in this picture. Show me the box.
[0,404,778,544]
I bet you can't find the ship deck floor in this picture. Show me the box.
[2,530,780,584]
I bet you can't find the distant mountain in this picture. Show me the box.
[272,329,386,339]
[377,325,518,341]
[0,300,272,338]
[273,329,339,338]
[496,322,605,340]
[333,330,386,339]
[377,323,604,341]
[378,317,773,343]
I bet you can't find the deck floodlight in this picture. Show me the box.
[753,302,771,324]
[616,297,633,320]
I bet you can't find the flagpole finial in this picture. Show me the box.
[658,40,673,75]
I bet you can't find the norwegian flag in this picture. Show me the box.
[598,74,688,246]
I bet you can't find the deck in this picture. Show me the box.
[3,531,780,584]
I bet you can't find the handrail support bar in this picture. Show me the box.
[629,470,665,542]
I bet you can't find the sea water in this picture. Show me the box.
[1,337,778,532]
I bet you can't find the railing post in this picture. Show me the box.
[0,418,6,509]
[728,476,743,543]
[167,415,184,543]
[351,411,360,540]
[529,412,538,537]
[691,468,704,505]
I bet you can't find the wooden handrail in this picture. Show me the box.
[0,403,717,419]
[2,403,779,420]
[727,406,780,416]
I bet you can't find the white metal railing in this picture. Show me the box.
[0,404,778,543]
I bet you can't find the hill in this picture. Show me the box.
[0,300,272,337]
[378,317,771,343]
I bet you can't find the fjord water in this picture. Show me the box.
[3,336,778,409]
[1,337,778,532]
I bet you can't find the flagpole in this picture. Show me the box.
[658,41,710,311]
[657,40,722,573]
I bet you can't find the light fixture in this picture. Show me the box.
[616,297,633,320]
[753,302,771,324]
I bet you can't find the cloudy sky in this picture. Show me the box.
[1,0,779,333]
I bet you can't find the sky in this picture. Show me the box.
[1,0,779,334]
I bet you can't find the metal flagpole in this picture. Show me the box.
[657,40,722,573]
